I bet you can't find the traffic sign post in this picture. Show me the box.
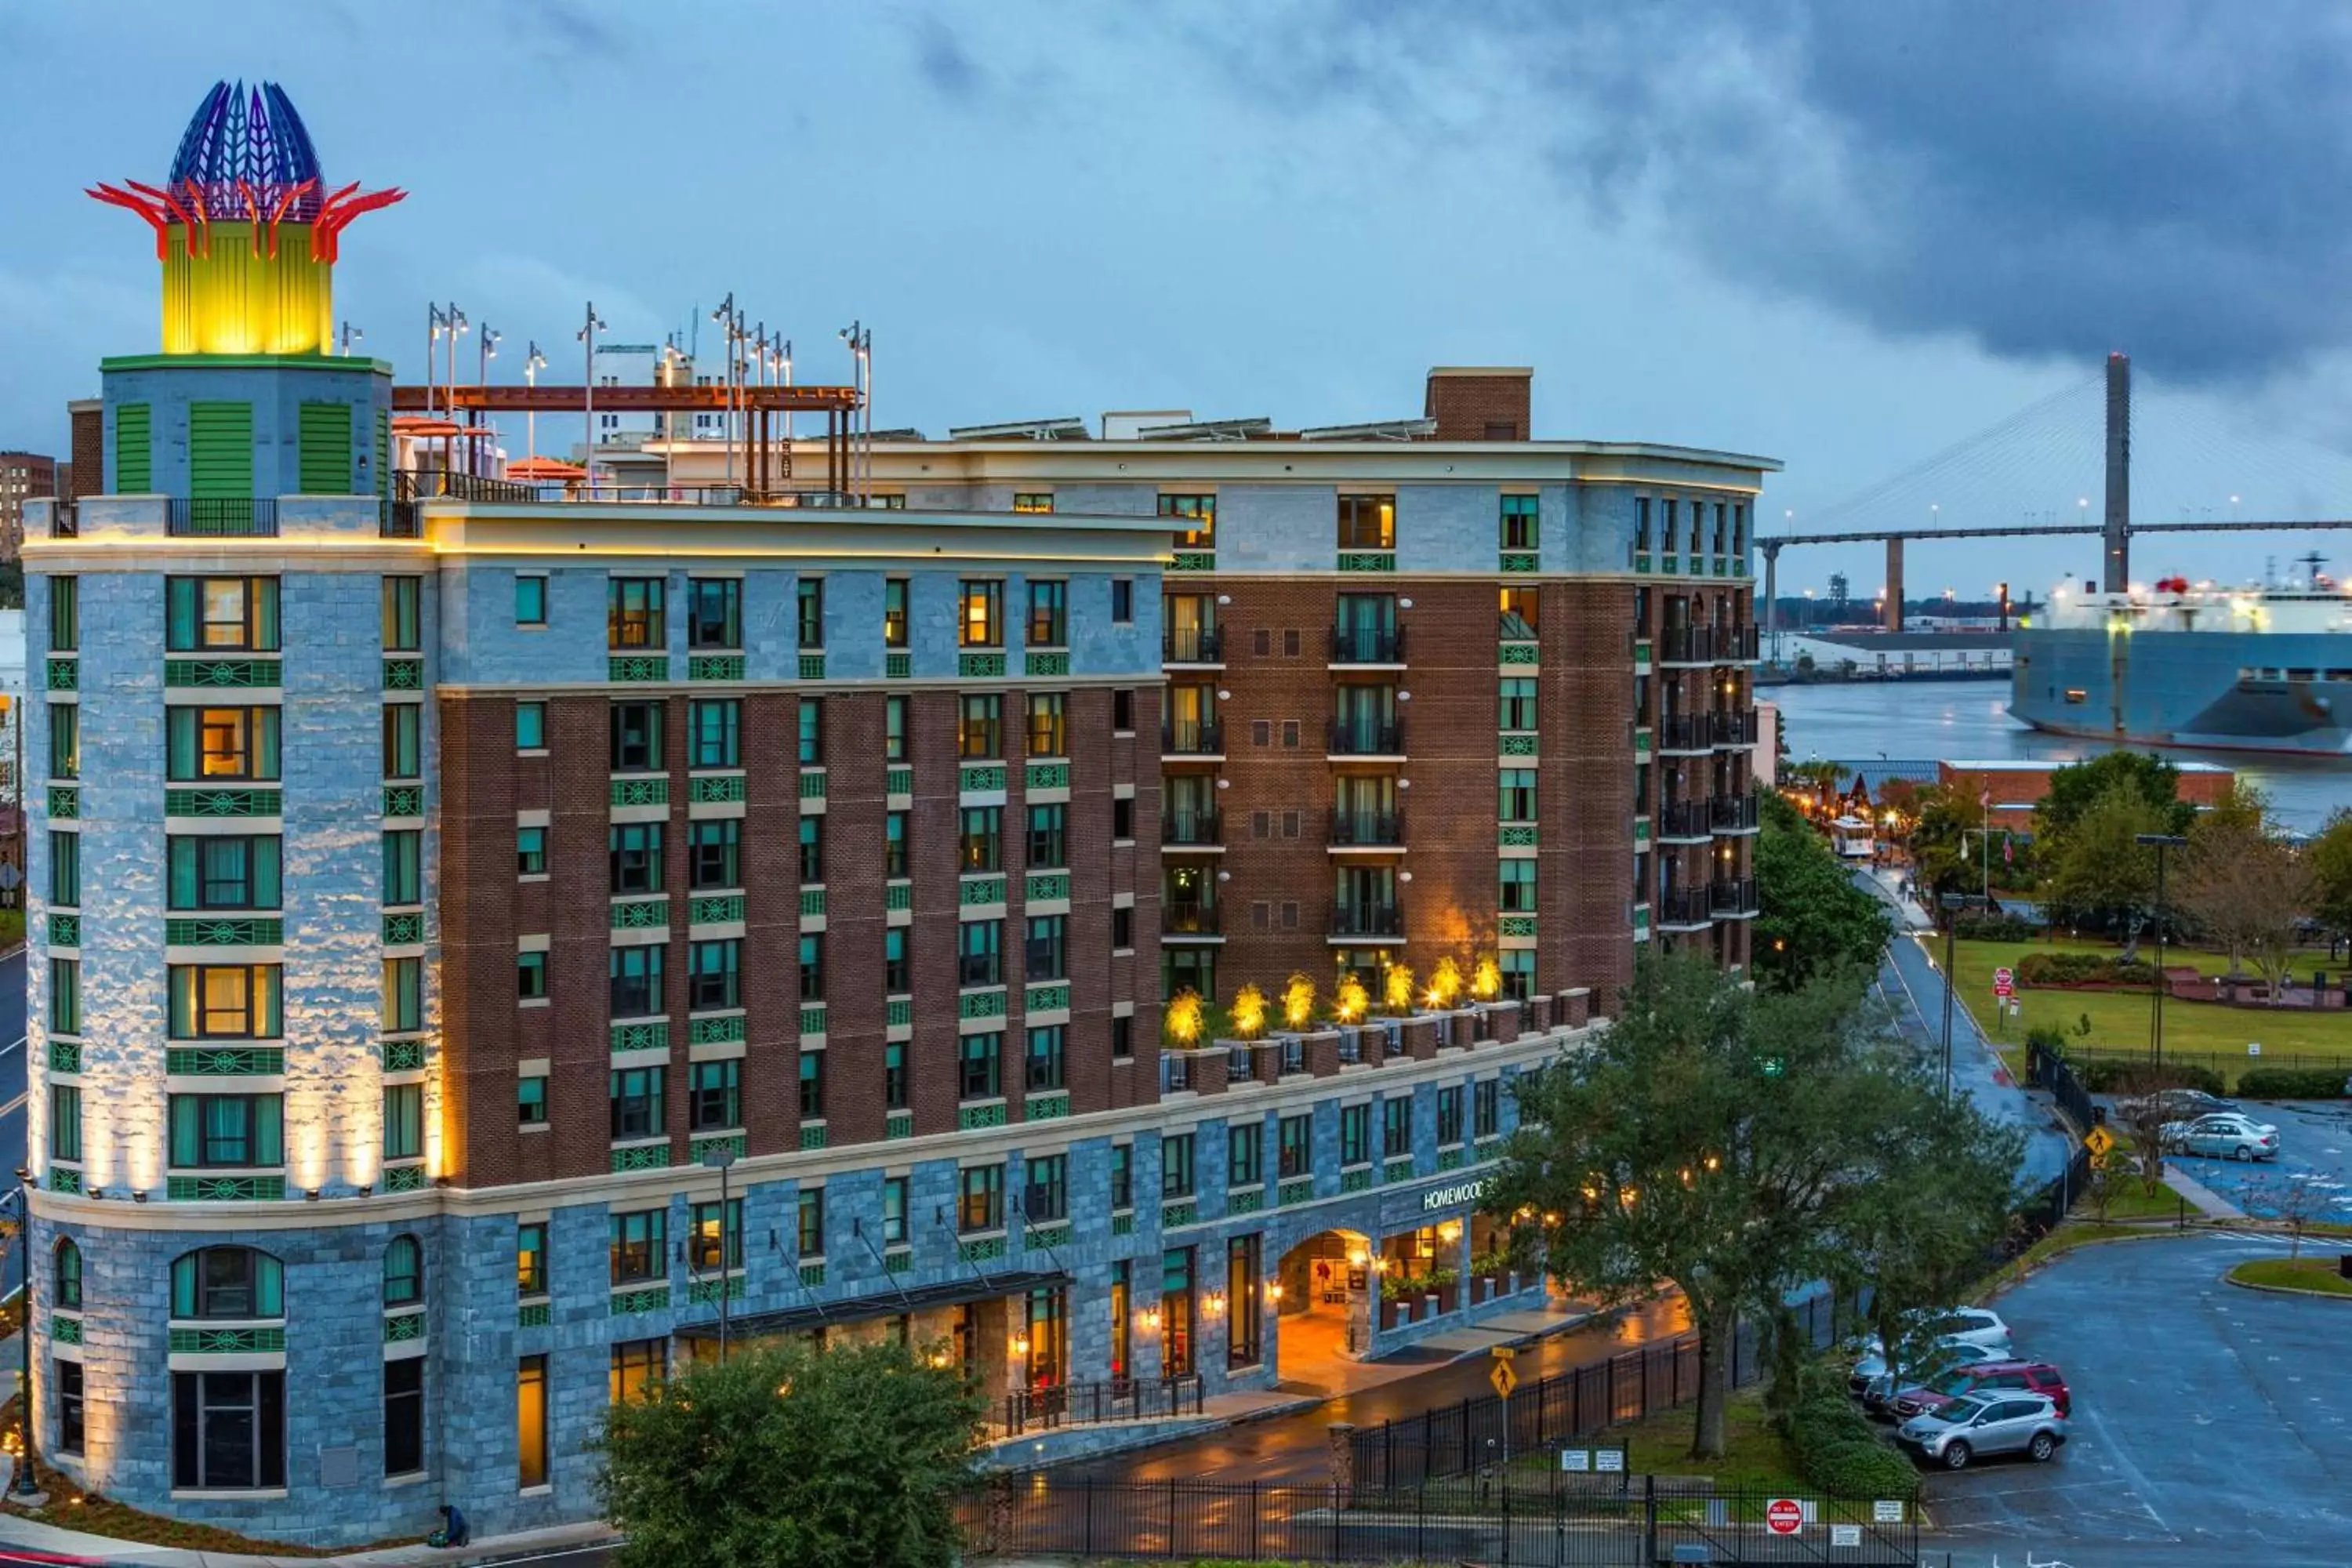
[2085,1125,2116,1163]
[1489,1347,1516,1465]
[1765,1498,1804,1537]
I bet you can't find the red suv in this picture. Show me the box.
[1890,1360,2069,1420]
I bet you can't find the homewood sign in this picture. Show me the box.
[1422,1178,1490,1213]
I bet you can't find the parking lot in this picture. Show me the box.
[1919,1232,2352,1567]
[2164,1099,2352,1221]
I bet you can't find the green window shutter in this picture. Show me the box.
[253,837,281,907]
[254,579,281,651]
[171,1254,198,1317]
[169,1097,198,1168]
[115,404,153,492]
[169,838,198,909]
[255,1095,283,1166]
[187,402,256,499]
[376,409,390,497]
[165,579,198,651]
[256,710,281,779]
[168,969,195,1037]
[256,1254,283,1316]
[298,401,353,494]
[166,709,195,779]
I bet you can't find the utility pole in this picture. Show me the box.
[2136,833,2187,1069]
[2103,352,2132,593]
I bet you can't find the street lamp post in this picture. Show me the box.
[523,342,546,463]
[2136,833,2190,1070]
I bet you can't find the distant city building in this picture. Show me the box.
[0,450,58,561]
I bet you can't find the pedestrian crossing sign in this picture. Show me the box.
[2085,1126,2116,1161]
[1490,1358,1519,1399]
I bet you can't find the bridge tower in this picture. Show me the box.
[2103,351,2130,592]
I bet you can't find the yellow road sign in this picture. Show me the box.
[1490,1359,1519,1399]
[2085,1126,2116,1160]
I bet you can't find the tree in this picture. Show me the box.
[1755,792,1893,992]
[2178,811,2313,1000]
[1489,953,2008,1459]
[1904,778,1985,902]
[598,1339,983,1568]
[2307,808,2352,956]
[2042,783,2169,954]
[2035,751,2192,844]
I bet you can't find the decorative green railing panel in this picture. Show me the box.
[1278,1178,1316,1207]
[885,996,913,1026]
[885,880,913,910]
[1634,728,1653,757]
[800,1004,827,1036]
[1025,763,1069,791]
[167,1174,286,1202]
[959,1101,1007,1131]
[1634,640,1653,669]
[1337,551,1396,573]
[800,769,828,801]
[887,767,913,797]
[165,658,278,688]
[1025,651,1069,677]
[517,1301,553,1329]
[691,1134,747,1163]
[1024,1091,1070,1122]
[1635,551,1654,573]
[959,764,1006,793]
[1499,734,1538,757]
[382,657,424,691]
[47,1167,82,1195]
[608,655,670,683]
[1500,551,1540,574]
[46,786,78,820]
[610,775,669,808]
[1475,1137,1503,1161]
[47,1040,79,1075]
[1024,873,1069,903]
[1499,826,1539,848]
[1499,914,1537,938]
[382,785,423,818]
[1025,1221,1073,1250]
[610,1142,671,1174]
[610,898,670,931]
[884,1248,913,1273]
[689,773,746,804]
[798,654,827,681]
[1662,556,1679,575]
[164,916,281,947]
[959,1236,1007,1265]
[1170,550,1215,572]
[960,877,1007,907]
[1383,1159,1416,1185]
[959,989,1007,1020]
[610,1286,670,1316]
[959,652,1006,679]
[165,787,281,818]
[1498,642,1540,666]
[1634,906,1652,937]
[1438,1146,1467,1171]
[49,914,79,949]
[800,1123,829,1151]
[800,887,827,919]
[45,658,77,691]
[383,1311,426,1344]
[1228,1186,1265,1214]
[51,1316,83,1346]
[169,1327,286,1354]
[385,1163,428,1193]
[688,1014,746,1046]
[165,1046,284,1077]
[1161,1200,1198,1229]
[382,1037,427,1072]
[1341,1166,1374,1193]
[691,895,746,926]
[692,1275,749,1304]
[887,652,912,679]
[382,911,425,946]
[1111,1211,1134,1236]
[688,654,745,681]
[1025,983,1070,1014]
[885,1110,914,1140]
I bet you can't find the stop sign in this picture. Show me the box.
[1766,1498,1804,1537]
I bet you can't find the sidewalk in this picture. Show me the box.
[0,1510,617,1567]
[2162,1163,2250,1220]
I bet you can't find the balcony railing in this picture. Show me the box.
[1328,719,1405,757]
[1330,625,1406,663]
[1162,808,1222,846]
[1329,810,1406,848]
[396,469,543,504]
[1164,902,1222,935]
[380,498,423,539]
[1162,720,1225,756]
[1163,626,1224,663]
[47,499,77,539]
[1658,800,1712,840]
[1657,887,1714,928]
[1002,1375,1209,1436]
[1711,877,1760,916]
[1711,710,1758,746]
[1656,715,1711,753]
[166,498,278,538]
[1657,626,1715,664]
[1330,902,1404,938]
[1726,625,1761,661]
[1710,792,1760,831]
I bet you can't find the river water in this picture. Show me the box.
[1769,677,2352,834]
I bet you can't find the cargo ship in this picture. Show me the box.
[2010,573,2352,757]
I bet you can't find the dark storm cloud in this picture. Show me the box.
[1174,1,2352,384]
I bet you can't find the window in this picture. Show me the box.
[1437,1085,1465,1147]
[1112,906,1133,950]
[172,1247,283,1318]
[689,939,741,1011]
[1498,677,1537,731]
[1026,692,1066,757]
[49,576,76,652]
[383,705,422,779]
[885,811,910,879]
[959,919,1003,986]
[1111,578,1134,622]
[1162,1132,1196,1199]
[1113,797,1134,840]
[961,806,1002,872]
[1025,803,1067,869]
[798,697,824,765]
[960,1032,1003,1101]
[382,576,422,651]
[384,1083,424,1160]
[518,826,548,876]
[1227,1233,1262,1370]
[799,934,825,1001]
[1341,1103,1370,1166]
[884,927,911,993]
[1501,949,1535,1001]
[610,1210,666,1284]
[1229,1123,1261,1187]
[884,1042,909,1112]
[691,1198,743,1272]
[46,831,78,908]
[167,577,279,652]
[1025,1152,1068,1222]
[48,958,78,1036]
[959,694,1002,758]
[518,1356,549,1489]
[608,577,664,649]
[610,1339,666,1406]
[1025,915,1066,982]
[515,574,547,626]
[881,1175,910,1245]
[172,1370,285,1490]
[1112,689,1134,731]
[383,1235,423,1307]
[794,1188,825,1256]
[1279,1114,1312,1178]
[687,579,741,648]
[960,580,1002,646]
[1160,494,1215,549]
[50,1086,80,1164]
[517,699,546,751]
[885,695,909,760]
[1501,858,1537,912]
[1498,586,1537,639]
[1475,1078,1501,1139]
[167,706,280,780]
[799,815,824,884]
[799,1050,826,1118]
[1337,494,1396,550]
[959,1164,1004,1232]
[518,1076,547,1126]
[1500,494,1539,550]
[883,578,909,648]
[1025,1025,1065,1091]
[1635,496,1653,550]
[605,822,665,896]
[688,699,740,768]
[1027,579,1067,646]
[1014,492,1055,514]
[797,578,826,648]
[516,1223,546,1296]
[1498,768,1537,823]
[56,1362,82,1457]
[169,964,281,1039]
[611,701,664,771]
[1112,1014,1133,1058]
[1110,1143,1134,1209]
[688,819,739,888]
[1382,1096,1413,1160]
[383,829,422,905]
[610,1067,664,1140]
[46,705,77,781]
[609,945,663,1017]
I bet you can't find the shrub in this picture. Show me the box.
[2064,1057,2227,1096]
[1955,912,2038,942]
[2235,1067,2352,1100]
[2017,952,2155,988]
[1780,1390,1918,1500]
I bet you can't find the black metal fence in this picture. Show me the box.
[2027,1037,2097,1134]
[961,1474,1921,1565]
[1002,1374,1204,1436]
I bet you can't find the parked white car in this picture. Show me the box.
[2160,1112,2280,1162]
[1896,1392,2068,1469]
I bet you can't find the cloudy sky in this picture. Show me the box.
[9,0,2352,597]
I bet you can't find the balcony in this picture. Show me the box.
[1162,808,1223,847]
[1329,902,1403,941]
[1711,877,1761,917]
[1163,626,1223,665]
[1327,719,1406,758]
[1656,715,1711,754]
[1656,887,1714,931]
[1657,800,1712,843]
[1164,902,1223,938]
[1162,720,1225,758]
[1724,625,1761,662]
[1711,792,1761,833]
[1328,810,1406,850]
[1329,625,1406,665]
[1711,710,1758,747]
[1657,626,1716,666]
[166,497,279,538]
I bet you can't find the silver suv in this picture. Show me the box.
[1896,1392,2067,1470]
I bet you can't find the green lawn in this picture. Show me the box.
[2228,1258,2352,1297]
[1504,1384,1808,1496]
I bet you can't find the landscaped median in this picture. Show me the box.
[2226,1257,2352,1298]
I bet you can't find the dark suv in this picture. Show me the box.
[1889,1360,2069,1420]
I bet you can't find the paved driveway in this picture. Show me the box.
[1922,1232,2352,1567]
[2164,1099,2352,1222]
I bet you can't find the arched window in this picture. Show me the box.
[53,1239,82,1312]
[383,1235,422,1308]
[169,1246,282,1319]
